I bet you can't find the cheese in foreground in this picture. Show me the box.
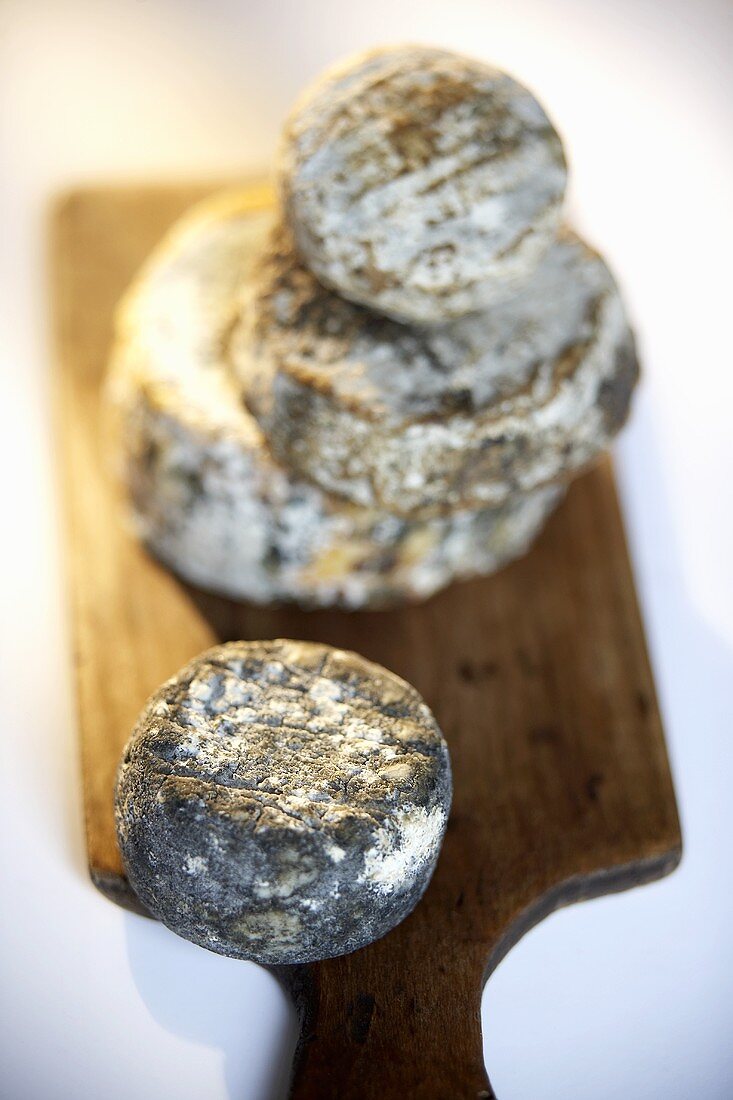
[115,640,452,964]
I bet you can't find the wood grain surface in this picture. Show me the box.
[51,184,681,1099]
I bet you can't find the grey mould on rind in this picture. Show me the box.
[107,190,562,609]
[115,640,452,964]
[236,222,638,518]
[280,44,567,323]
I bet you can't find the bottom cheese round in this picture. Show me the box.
[106,189,561,609]
[115,640,452,964]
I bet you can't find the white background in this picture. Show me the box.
[1,1,732,1097]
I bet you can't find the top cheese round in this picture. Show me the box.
[279,44,567,323]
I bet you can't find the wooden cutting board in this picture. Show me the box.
[51,183,681,1100]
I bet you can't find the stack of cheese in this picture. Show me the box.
[108,45,638,610]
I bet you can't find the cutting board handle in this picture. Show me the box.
[274,847,681,1100]
[278,942,492,1100]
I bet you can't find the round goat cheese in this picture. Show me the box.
[115,640,452,963]
[108,190,562,606]
[235,222,637,518]
[280,44,567,322]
